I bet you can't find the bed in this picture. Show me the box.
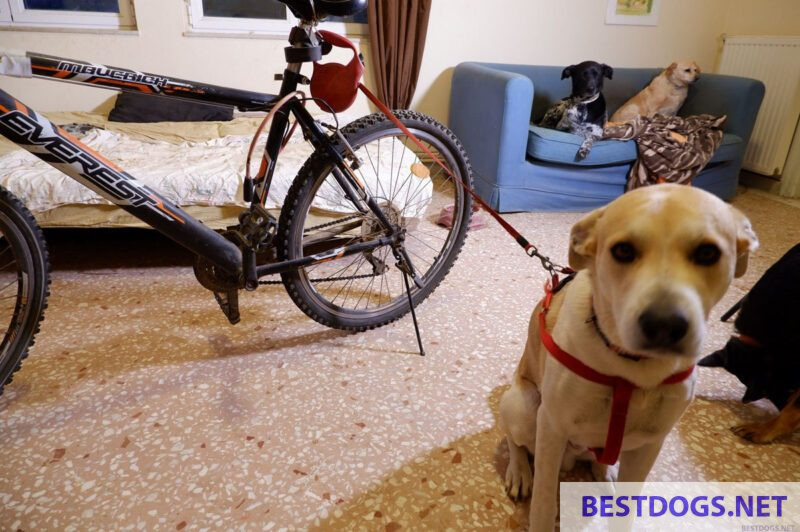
[0,110,429,229]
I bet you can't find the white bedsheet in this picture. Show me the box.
[0,125,432,217]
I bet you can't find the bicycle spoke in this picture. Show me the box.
[405,232,443,256]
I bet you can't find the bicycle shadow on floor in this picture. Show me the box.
[3,283,351,408]
[44,228,195,270]
[311,384,594,531]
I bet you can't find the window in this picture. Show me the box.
[187,0,368,36]
[0,0,135,29]
[322,10,368,36]
[188,0,293,34]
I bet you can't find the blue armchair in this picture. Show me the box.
[449,63,765,212]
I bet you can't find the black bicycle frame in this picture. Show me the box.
[0,39,395,279]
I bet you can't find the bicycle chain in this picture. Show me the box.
[302,213,362,233]
[260,214,383,285]
[262,182,385,285]
[259,272,380,285]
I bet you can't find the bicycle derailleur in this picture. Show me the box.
[193,204,277,324]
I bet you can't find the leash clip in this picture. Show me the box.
[527,245,556,276]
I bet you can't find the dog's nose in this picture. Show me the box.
[638,307,689,348]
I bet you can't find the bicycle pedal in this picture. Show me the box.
[213,289,241,325]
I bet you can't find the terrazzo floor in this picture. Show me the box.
[1,188,799,531]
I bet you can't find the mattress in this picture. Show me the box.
[0,112,430,229]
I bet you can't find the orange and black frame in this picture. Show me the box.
[26,52,275,111]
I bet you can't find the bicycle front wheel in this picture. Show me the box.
[0,186,50,397]
[277,110,473,331]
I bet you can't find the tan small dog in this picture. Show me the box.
[610,60,701,123]
[498,184,757,531]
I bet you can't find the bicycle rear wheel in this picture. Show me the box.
[277,111,473,331]
[0,186,50,397]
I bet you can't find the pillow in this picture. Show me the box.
[108,92,234,123]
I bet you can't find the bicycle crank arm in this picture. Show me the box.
[255,234,397,278]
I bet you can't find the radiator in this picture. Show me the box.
[717,35,800,176]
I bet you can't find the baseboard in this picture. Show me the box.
[739,170,781,194]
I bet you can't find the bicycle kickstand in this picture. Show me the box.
[392,239,425,357]
[401,270,425,357]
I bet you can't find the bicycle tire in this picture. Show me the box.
[277,110,473,331]
[0,186,50,398]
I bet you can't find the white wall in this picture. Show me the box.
[2,0,794,124]
[723,0,800,37]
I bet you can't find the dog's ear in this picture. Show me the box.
[666,62,677,74]
[561,65,574,80]
[569,207,605,270]
[731,206,758,277]
[601,64,614,80]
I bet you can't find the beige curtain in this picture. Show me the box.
[367,0,432,109]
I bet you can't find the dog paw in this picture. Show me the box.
[504,461,532,501]
[731,422,776,444]
[591,462,619,483]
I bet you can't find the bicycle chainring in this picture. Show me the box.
[193,255,241,292]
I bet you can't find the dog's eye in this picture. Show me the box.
[684,69,691,72]
[610,242,637,263]
[691,243,721,265]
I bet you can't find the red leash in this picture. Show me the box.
[538,275,695,465]
[309,30,566,273]
[361,61,693,462]
[356,41,689,462]
[358,84,568,274]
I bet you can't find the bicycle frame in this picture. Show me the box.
[0,36,397,280]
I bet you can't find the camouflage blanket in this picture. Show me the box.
[603,114,726,190]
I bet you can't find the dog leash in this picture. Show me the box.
[538,275,695,465]
[362,87,693,462]
[358,83,572,279]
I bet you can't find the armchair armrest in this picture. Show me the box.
[680,74,765,145]
[449,62,533,188]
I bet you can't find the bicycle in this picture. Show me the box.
[0,0,473,396]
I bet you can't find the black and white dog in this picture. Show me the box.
[540,61,613,160]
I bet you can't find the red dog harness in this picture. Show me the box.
[538,275,695,465]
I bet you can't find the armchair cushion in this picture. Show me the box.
[527,125,636,166]
[526,126,744,166]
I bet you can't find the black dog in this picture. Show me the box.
[540,61,613,160]
[700,243,800,443]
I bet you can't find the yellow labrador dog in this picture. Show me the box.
[610,60,701,123]
[499,184,757,531]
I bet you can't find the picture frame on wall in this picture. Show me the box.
[606,0,660,26]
